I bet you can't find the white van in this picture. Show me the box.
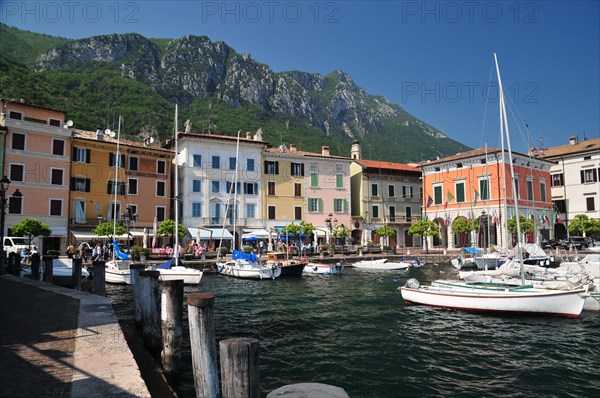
[3,236,30,256]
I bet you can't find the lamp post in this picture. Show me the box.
[325,213,338,256]
[0,176,23,275]
[480,210,489,248]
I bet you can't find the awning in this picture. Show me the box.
[188,227,233,240]
[242,228,270,239]
[50,226,68,237]
[69,229,151,241]
[314,228,328,237]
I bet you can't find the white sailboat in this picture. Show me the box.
[217,130,281,280]
[104,116,132,285]
[152,104,203,284]
[399,53,589,317]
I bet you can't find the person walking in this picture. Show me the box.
[66,243,75,259]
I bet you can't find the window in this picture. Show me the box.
[193,154,202,167]
[212,156,220,169]
[455,182,465,203]
[244,182,257,195]
[405,206,412,222]
[527,180,534,201]
[192,202,202,218]
[74,147,90,163]
[268,205,276,220]
[129,156,139,171]
[294,183,302,197]
[11,133,25,150]
[246,204,256,219]
[267,181,276,196]
[434,185,443,205]
[226,181,240,194]
[402,185,413,199]
[479,179,490,200]
[389,206,396,221]
[336,174,343,188]
[540,181,547,202]
[310,173,319,187]
[551,173,563,187]
[49,118,61,127]
[107,181,126,195]
[334,198,344,213]
[9,164,24,182]
[9,111,22,120]
[291,163,304,176]
[50,199,62,216]
[156,181,166,197]
[265,161,279,175]
[586,197,595,211]
[128,205,138,220]
[388,185,395,197]
[109,153,125,168]
[210,203,221,224]
[51,169,63,185]
[52,139,65,156]
[157,160,166,174]
[247,159,255,171]
[310,162,318,170]
[420,186,423,200]
[211,181,220,193]
[308,198,320,212]
[229,157,236,170]
[73,199,86,224]
[294,206,302,220]
[72,177,90,192]
[156,206,166,222]
[372,205,379,219]
[9,195,22,214]
[581,169,598,184]
[128,178,138,195]
[513,177,520,199]
[371,183,379,197]
[192,180,202,193]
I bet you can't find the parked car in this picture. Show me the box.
[566,236,588,250]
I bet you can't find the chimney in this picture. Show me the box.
[569,136,577,145]
[246,132,252,139]
[322,146,330,156]
[96,129,104,140]
[289,144,297,152]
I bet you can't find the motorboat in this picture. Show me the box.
[265,252,306,277]
[352,258,410,270]
[151,258,203,284]
[218,250,281,279]
[303,261,344,275]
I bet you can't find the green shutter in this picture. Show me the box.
[318,198,323,212]
[343,199,348,213]
[336,174,343,188]
[311,173,318,187]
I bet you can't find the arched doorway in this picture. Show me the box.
[404,230,413,247]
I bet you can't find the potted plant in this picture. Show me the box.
[139,247,149,262]
[356,245,364,256]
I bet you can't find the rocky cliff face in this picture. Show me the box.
[35,33,452,145]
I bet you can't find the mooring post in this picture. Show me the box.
[139,270,162,352]
[92,260,106,296]
[43,256,53,284]
[187,293,219,398]
[130,263,146,329]
[72,258,82,290]
[31,253,40,280]
[220,337,260,398]
[161,279,184,374]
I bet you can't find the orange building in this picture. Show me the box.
[419,147,554,249]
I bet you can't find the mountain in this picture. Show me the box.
[0,24,470,161]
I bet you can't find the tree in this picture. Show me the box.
[157,219,187,240]
[507,215,534,235]
[11,218,51,248]
[451,218,478,247]
[333,224,351,254]
[408,220,439,253]
[375,224,395,248]
[568,214,598,236]
[93,222,125,239]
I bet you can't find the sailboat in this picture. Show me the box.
[399,54,589,317]
[104,116,133,284]
[217,130,281,279]
[151,104,203,284]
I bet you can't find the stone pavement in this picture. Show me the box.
[0,274,150,398]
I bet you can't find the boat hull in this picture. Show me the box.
[353,260,410,270]
[400,280,587,317]
[303,262,344,275]
[217,261,281,279]
[105,260,132,284]
[157,267,203,284]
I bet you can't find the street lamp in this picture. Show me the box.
[480,210,489,248]
[0,176,23,275]
[325,213,338,256]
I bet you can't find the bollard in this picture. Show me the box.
[139,270,162,353]
[43,256,53,284]
[220,337,260,398]
[31,254,40,280]
[161,279,184,374]
[72,258,82,290]
[130,263,146,329]
[92,260,106,296]
[187,293,219,398]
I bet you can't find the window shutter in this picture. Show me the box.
[86,149,91,163]
[243,183,248,194]
[107,182,112,194]
[275,161,279,175]
[72,146,77,161]
[254,183,258,194]
[264,161,268,173]
[581,170,585,183]
[85,179,91,192]
[301,164,305,176]
[594,169,598,182]
[70,177,75,190]
[318,198,323,213]
[344,199,348,213]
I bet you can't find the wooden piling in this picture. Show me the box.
[187,293,219,398]
[43,256,53,283]
[139,270,162,352]
[92,260,106,296]
[72,258,82,291]
[219,337,260,398]
[161,279,184,374]
[130,263,146,329]
[31,254,40,280]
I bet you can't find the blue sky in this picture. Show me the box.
[2,0,599,154]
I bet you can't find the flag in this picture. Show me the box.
[446,191,455,202]
[473,190,479,207]
[426,195,433,208]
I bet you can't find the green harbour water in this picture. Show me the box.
[107,263,600,397]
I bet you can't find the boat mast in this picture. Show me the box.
[233,129,241,252]
[494,53,525,283]
[174,105,180,266]
[112,115,122,263]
